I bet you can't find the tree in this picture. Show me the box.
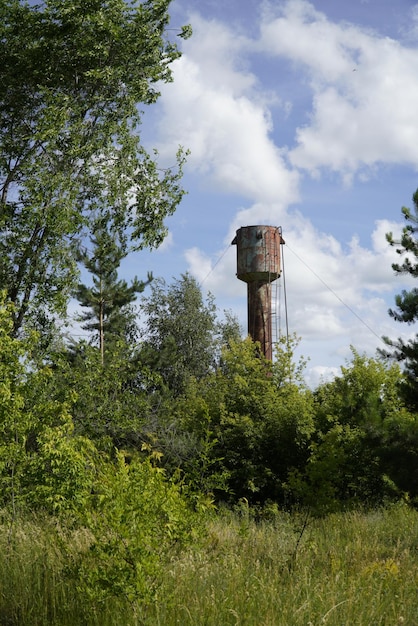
[48,339,162,448]
[289,350,415,511]
[0,293,30,513]
[74,220,151,363]
[139,274,241,395]
[75,452,198,605]
[0,0,190,336]
[382,189,418,410]
[0,292,97,515]
[163,335,314,505]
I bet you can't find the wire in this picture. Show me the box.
[280,234,290,342]
[285,242,385,344]
[198,242,232,288]
[277,279,282,340]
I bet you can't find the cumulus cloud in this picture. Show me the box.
[259,0,418,176]
[306,364,340,387]
[275,214,409,335]
[156,14,299,206]
[150,1,417,379]
[183,203,412,368]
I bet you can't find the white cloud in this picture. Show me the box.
[305,364,339,388]
[402,4,418,41]
[184,245,216,285]
[157,14,299,205]
[260,0,360,81]
[149,2,418,382]
[259,0,418,176]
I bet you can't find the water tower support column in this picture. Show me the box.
[248,281,273,361]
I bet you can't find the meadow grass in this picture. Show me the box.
[150,503,418,626]
[1,504,417,625]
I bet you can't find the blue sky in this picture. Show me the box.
[118,0,418,385]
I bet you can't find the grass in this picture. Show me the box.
[150,504,418,625]
[1,504,418,625]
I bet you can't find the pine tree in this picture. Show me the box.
[382,189,418,410]
[75,223,151,364]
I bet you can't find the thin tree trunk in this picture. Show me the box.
[99,277,104,366]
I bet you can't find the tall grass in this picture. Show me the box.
[0,514,131,626]
[1,504,418,625]
[151,504,418,625]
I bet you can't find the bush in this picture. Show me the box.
[73,452,199,604]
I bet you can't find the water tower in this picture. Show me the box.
[232,225,284,360]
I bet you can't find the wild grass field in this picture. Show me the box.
[1,503,417,626]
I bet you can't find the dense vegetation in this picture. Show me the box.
[2,504,418,625]
[1,1,418,623]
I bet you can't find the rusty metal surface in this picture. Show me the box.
[232,225,282,283]
[232,225,284,360]
[247,281,273,361]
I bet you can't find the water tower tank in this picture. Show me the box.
[232,225,284,360]
[232,225,281,282]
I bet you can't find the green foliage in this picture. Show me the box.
[164,335,314,505]
[50,340,160,448]
[74,220,152,357]
[139,273,241,395]
[378,408,418,504]
[159,380,231,496]
[0,293,98,515]
[0,0,188,334]
[382,188,418,410]
[75,452,198,605]
[0,294,29,512]
[22,413,98,516]
[289,349,416,511]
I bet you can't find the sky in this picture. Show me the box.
[123,0,418,387]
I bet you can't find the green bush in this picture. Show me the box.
[73,452,199,604]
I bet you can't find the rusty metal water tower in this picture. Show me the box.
[232,225,284,361]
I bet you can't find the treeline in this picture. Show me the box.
[2,270,418,518]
